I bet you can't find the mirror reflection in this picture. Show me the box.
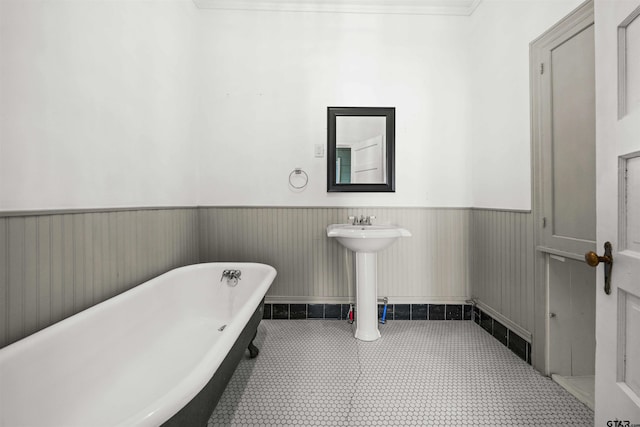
[335,116,387,184]
[327,107,395,192]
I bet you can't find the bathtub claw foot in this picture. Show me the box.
[248,330,259,358]
[248,341,259,358]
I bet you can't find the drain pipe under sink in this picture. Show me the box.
[379,297,389,324]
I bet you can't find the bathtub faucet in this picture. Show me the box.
[349,215,376,226]
[220,269,242,284]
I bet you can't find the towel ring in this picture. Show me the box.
[289,168,309,189]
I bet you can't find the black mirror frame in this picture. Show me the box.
[327,106,396,193]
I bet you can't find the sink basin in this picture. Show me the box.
[326,224,411,253]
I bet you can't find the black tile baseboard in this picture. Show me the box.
[272,304,289,320]
[428,304,446,320]
[262,302,532,365]
[446,304,463,320]
[289,304,307,319]
[412,304,428,320]
[472,306,531,365]
[492,321,508,346]
[463,304,473,321]
[263,303,473,322]
[394,304,411,320]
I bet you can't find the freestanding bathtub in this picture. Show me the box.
[0,262,277,427]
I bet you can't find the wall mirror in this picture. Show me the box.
[327,107,395,192]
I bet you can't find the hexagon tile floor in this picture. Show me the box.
[208,320,593,426]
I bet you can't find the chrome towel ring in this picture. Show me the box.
[289,168,309,189]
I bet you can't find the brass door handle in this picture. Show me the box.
[584,241,613,294]
[585,251,611,267]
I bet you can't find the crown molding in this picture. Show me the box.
[192,0,482,16]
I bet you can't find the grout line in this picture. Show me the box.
[346,321,363,424]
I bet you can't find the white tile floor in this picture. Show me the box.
[208,320,593,426]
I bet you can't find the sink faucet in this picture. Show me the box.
[348,215,376,226]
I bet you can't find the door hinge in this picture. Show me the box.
[542,217,547,228]
[540,62,544,74]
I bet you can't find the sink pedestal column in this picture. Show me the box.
[354,252,381,341]
[326,223,411,341]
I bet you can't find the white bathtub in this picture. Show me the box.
[0,262,276,427]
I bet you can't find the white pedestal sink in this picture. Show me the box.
[327,223,411,341]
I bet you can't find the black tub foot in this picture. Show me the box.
[248,341,259,358]
[248,331,259,358]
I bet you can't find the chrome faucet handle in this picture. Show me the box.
[348,216,357,225]
[220,269,242,282]
[366,215,376,225]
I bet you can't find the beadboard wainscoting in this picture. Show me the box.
[199,207,472,304]
[0,208,200,348]
[1,206,534,351]
[469,209,534,336]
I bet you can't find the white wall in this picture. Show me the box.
[468,0,585,210]
[0,0,586,211]
[0,0,200,211]
[196,1,585,209]
[195,9,473,207]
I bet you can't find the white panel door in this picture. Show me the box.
[350,134,385,184]
[541,21,596,256]
[531,0,597,377]
[594,1,640,424]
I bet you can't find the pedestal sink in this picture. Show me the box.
[327,223,411,341]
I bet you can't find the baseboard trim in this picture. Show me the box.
[476,300,532,342]
[265,296,471,305]
[0,206,197,218]
[472,304,532,364]
[262,302,474,321]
